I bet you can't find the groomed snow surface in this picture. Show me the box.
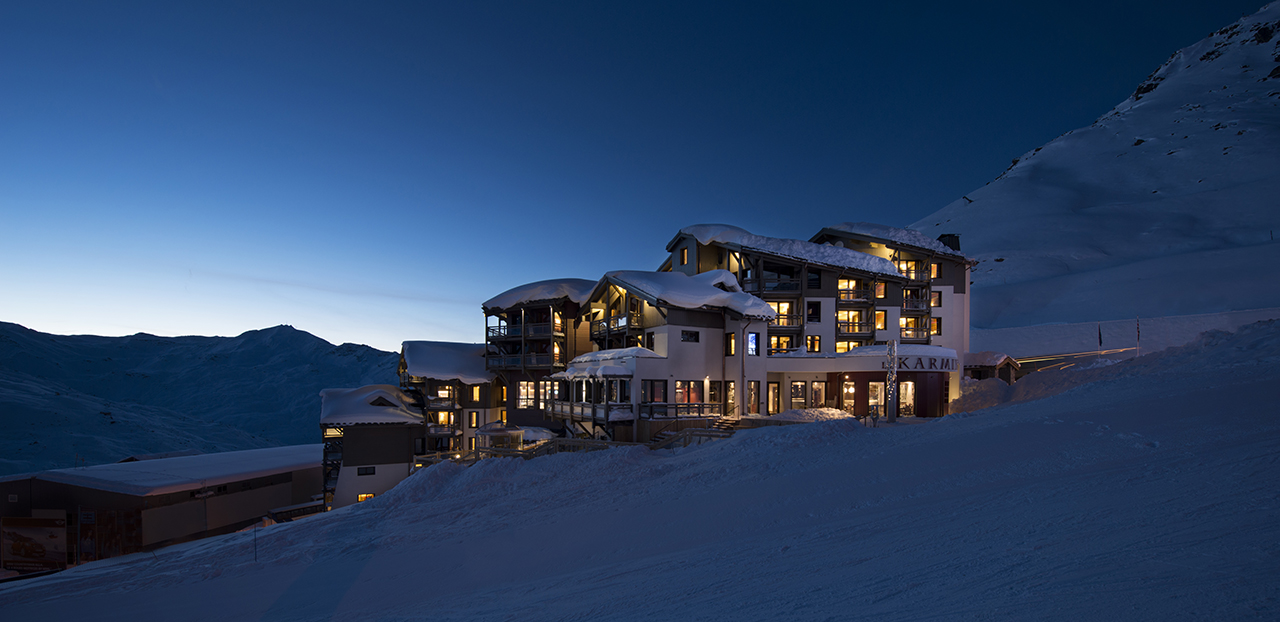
[3,321,1277,621]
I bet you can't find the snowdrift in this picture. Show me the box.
[3,321,1277,621]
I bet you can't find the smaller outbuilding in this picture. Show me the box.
[964,351,1020,384]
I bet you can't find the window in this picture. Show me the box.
[930,291,942,307]
[806,335,821,353]
[747,381,760,414]
[641,379,667,403]
[726,381,736,411]
[501,385,507,402]
[806,301,821,323]
[835,340,859,353]
[768,301,796,326]
[675,380,703,403]
[357,493,375,502]
[842,381,855,409]
[748,332,759,356]
[468,437,476,450]
[868,382,885,417]
[899,381,916,416]
[539,380,559,404]
[811,381,826,408]
[469,411,479,428]
[807,271,821,289]
[767,382,781,414]
[930,317,942,336]
[518,381,536,409]
[931,263,940,278]
[896,260,922,279]
[471,385,481,403]
[874,282,886,299]
[357,466,376,476]
[790,381,806,409]
[645,332,655,350]
[680,247,689,265]
[681,330,700,343]
[709,381,722,404]
[609,378,631,403]
[874,311,887,330]
[725,332,736,356]
[769,334,793,354]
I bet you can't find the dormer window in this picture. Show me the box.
[369,396,396,408]
[680,247,689,265]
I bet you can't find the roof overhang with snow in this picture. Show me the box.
[401,341,494,385]
[593,270,776,319]
[557,347,665,379]
[482,278,598,312]
[813,222,971,263]
[320,385,423,426]
[668,224,905,279]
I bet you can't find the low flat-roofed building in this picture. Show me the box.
[0,445,322,571]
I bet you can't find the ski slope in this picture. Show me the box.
[3,320,1276,621]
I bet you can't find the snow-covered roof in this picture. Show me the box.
[603,270,776,318]
[35,444,322,497]
[965,351,1019,369]
[320,385,422,426]
[568,347,664,364]
[676,224,901,278]
[483,278,597,310]
[821,222,967,258]
[401,341,493,384]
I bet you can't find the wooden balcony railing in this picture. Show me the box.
[768,314,803,328]
[742,278,800,292]
[837,288,873,301]
[900,327,930,340]
[590,312,643,337]
[902,299,930,311]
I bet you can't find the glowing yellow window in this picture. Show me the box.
[357,493,375,503]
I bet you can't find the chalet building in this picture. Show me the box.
[545,270,774,441]
[964,351,1020,385]
[481,279,596,430]
[399,341,502,452]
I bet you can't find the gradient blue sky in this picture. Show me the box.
[1,1,1267,351]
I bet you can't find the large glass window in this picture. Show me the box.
[768,382,780,414]
[675,380,703,404]
[868,382,885,417]
[725,332,736,356]
[874,282,886,299]
[469,411,479,428]
[899,381,916,417]
[930,291,942,307]
[708,381,722,404]
[790,381,806,410]
[727,381,736,412]
[841,381,856,410]
[769,335,793,355]
[609,379,631,403]
[806,335,821,353]
[811,381,826,408]
[518,381,536,409]
[747,381,760,414]
[748,333,759,356]
[930,317,942,336]
[641,379,667,403]
[874,311,887,331]
[807,301,821,322]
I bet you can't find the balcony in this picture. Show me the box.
[548,400,724,420]
[900,327,930,340]
[902,298,930,312]
[742,278,800,292]
[898,269,930,281]
[767,347,801,356]
[767,314,803,328]
[590,312,643,338]
[485,354,522,370]
[836,321,873,335]
[523,353,563,367]
[486,322,563,339]
[837,288,873,302]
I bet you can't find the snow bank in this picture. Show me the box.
[679,224,901,277]
[766,407,862,423]
[605,270,776,318]
[400,341,492,384]
[482,278,597,310]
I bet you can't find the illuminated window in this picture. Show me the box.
[930,317,942,336]
[641,379,666,403]
[357,493,375,503]
[835,340,854,353]
[874,311,886,330]
[767,382,780,414]
[468,437,476,450]
[790,381,806,409]
[874,282,886,299]
[726,381,736,410]
[675,380,703,404]
[931,263,940,279]
[469,411,479,428]
[747,381,760,414]
[725,332,736,356]
[806,335,820,352]
[472,385,481,402]
[811,381,826,408]
[680,247,688,265]
[769,334,793,354]
[518,381,536,408]
[323,427,343,438]
[748,332,759,356]
[931,291,942,307]
[501,386,507,402]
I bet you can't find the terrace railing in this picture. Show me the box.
[836,321,873,335]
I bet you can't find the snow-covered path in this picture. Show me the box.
[2,325,1277,621]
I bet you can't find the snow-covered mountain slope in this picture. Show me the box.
[4,321,1276,621]
[0,322,398,475]
[912,4,1280,333]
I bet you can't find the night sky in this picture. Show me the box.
[0,1,1267,350]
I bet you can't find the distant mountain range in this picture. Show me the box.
[0,322,398,476]
[912,4,1280,332]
